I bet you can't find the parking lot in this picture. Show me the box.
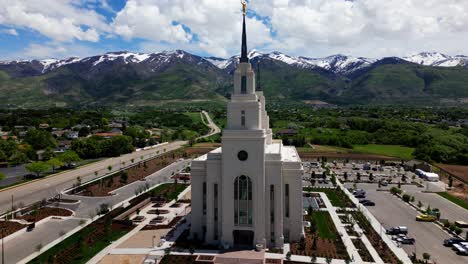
[345,183,467,263]
[302,161,467,263]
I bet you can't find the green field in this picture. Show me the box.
[308,211,337,239]
[437,192,468,210]
[352,144,415,160]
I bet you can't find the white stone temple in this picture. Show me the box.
[190,4,303,249]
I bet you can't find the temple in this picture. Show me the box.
[190,3,304,249]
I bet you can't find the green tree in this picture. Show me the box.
[25,161,50,177]
[24,129,57,150]
[42,147,55,161]
[0,150,7,162]
[47,158,64,172]
[10,151,28,164]
[58,150,81,166]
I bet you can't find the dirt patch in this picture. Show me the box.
[0,221,27,238]
[290,233,348,259]
[18,207,72,222]
[299,151,397,161]
[160,255,213,264]
[434,164,468,201]
[73,148,206,197]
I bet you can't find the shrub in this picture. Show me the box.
[402,194,411,203]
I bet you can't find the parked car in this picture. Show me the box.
[416,214,437,222]
[353,189,366,195]
[386,226,408,235]
[444,237,466,247]
[453,242,468,255]
[359,200,376,206]
[354,193,366,199]
[397,236,415,244]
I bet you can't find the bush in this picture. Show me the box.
[390,187,402,195]
[402,194,411,203]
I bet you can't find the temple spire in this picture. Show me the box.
[240,1,249,63]
[257,62,262,91]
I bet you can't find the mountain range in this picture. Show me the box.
[1,50,468,107]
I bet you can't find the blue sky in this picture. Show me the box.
[1,0,468,60]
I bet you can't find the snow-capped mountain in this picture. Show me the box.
[2,50,468,78]
[203,50,375,74]
[403,52,468,67]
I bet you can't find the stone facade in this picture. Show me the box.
[190,12,303,250]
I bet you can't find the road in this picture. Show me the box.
[198,110,221,139]
[347,183,466,264]
[0,141,186,214]
[6,160,190,264]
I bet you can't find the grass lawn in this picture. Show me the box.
[30,226,130,264]
[352,144,415,160]
[184,112,203,123]
[437,192,468,210]
[309,211,337,239]
[304,187,353,208]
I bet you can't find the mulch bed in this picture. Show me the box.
[0,221,27,238]
[290,233,349,259]
[142,216,183,230]
[147,209,170,215]
[75,148,201,197]
[351,238,374,262]
[159,255,212,264]
[17,207,72,222]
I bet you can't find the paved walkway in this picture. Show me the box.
[317,192,363,263]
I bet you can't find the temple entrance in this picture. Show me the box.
[233,230,254,247]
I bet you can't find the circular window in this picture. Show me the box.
[237,150,248,161]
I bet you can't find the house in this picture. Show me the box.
[94,132,121,139]
[39,123,49,129]
[66,131,79,140]
[110,128,123,135]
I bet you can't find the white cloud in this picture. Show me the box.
[2,0,468,58]
[1,28,17,36]
[111,0,272,57]
[8,42,104,60]
[0,0,108,42]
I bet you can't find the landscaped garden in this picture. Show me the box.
[303,187,355,208]
[290,211,349,260]
[351,238,374,262]
[18,207,72,222]
[0,220,26,238]
[69,147,200,197]
[29,182,189,264]
[349,210,400,264]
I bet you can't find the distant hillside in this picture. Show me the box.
[1,50,468,108]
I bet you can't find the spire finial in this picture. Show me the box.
[240,1,249,63]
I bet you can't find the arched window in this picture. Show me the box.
[234,175,252,226]
[241,110,246,127]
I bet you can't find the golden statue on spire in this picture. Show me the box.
[241,0,247,15]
